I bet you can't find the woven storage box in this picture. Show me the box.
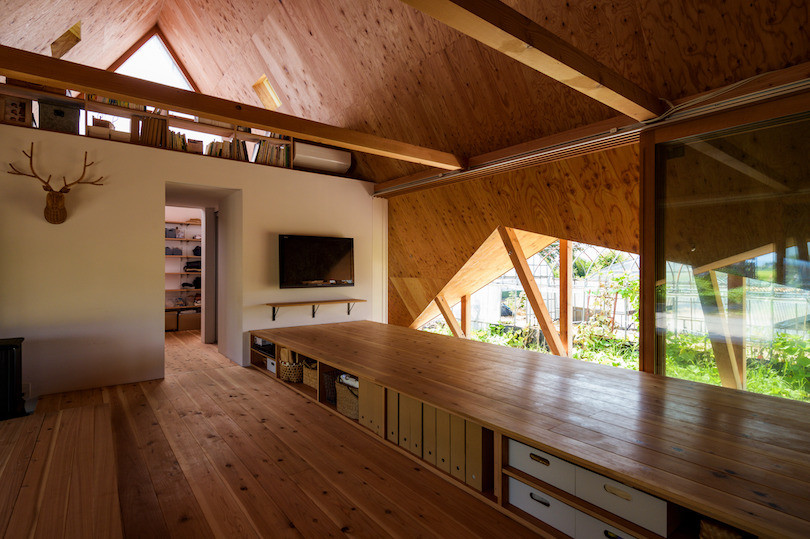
[279,361,303,383]
[699,520,743,539]
[321,370,339,403]
[302,358,318,389]
[335,379,359,420]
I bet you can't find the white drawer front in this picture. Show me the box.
[575,511,638,539]
[508,438,576,494]
[267,359,277,374]
[508,477,576,537]
[575,468,667,536]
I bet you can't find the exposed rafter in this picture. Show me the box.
[498,226,564,356]
[689,141,791,193]
[0,45,463,171]
[694,271,743,390]
[400,0,663,121]
[435,296,465,338]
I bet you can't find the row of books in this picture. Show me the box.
[254,140,290,167]
[86,94,146,111]
[137,116,167,148]
[167,131,187,151]
[206,139,250,161]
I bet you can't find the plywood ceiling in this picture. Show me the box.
[1,0,808,182]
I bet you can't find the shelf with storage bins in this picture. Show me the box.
[165,220,202,331]
[249,338,318,400]
[248,328,494,502]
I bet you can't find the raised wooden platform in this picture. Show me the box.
[0,405,122,538]
[253,320,810,538]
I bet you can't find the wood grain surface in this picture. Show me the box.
[0,405,122,538]
[388,146,639,326]
[254,320,810,538]
[30,330,536,538]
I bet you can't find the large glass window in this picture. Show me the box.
[657,113,810,401]
[421,240,640,369]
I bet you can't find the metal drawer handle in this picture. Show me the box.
[529,492,551,507]
[603,483,632,501]
[604,531,623,539]
[529,453,550,466]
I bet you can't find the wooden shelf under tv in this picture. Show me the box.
[265,299,365,321]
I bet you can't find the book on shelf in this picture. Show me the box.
[86,93,146,111]
[252,139,290,167]
[205,139,250,161]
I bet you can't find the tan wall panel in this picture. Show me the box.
[450,414,466,481]
[386,390,398,443]
[436,408,451,473]
[422,404,437,466]
[388,146,640,326]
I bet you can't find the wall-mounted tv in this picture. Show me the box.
[279,235,354,288]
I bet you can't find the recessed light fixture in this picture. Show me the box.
[51,21,81,59]
[252,74,282,111]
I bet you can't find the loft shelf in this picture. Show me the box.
[165,272,202,275]
[266,299,365,321]
[164,238,201,242]
[165,220,202,226]
[0,82,295,172]
[166,288,201,292]
[165,255,201,259]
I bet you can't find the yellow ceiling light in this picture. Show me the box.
[51,21,81,59]
[252,74,282,111]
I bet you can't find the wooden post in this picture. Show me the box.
[638,130,659,374]
[559,240,573,355]
[727,275,747,389]
[460,294,472,338]
[694,271,742,389]
[498,226,564,356]
[435,296,465,338]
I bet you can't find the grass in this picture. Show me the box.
[423,321,810,403]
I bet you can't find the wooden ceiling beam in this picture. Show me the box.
[0,45,463,171]
[401,0,663,121]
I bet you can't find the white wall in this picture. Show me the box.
[0,124,383,396]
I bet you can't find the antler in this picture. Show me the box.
[7,142,54,191]
[60,152,105,193]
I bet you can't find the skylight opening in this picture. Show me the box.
[115,35,193,91]
[253,75,282,111]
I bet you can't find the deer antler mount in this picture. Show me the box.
[7,142,105,224]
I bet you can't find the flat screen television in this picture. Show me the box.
[279,234,354,288]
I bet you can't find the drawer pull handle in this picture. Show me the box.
[528,492,551,507]
[603,483,632,501]
[604,531,623,539]
[529,453,550,466]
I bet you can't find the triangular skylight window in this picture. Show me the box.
[115,34,194,91]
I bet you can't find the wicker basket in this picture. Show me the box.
[335,379,359,420]
[321,370,339,404]
[279,360,303,383]
[699,520,743,539]
[302,358,318,389]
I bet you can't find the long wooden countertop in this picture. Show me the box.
[252,320,810,538]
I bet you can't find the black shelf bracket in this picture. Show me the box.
[347,302,356,316]
[312,305,320,318]
[272,306,280,321]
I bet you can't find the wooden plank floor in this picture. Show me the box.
[0,405,122,538]
[35,330,537,538]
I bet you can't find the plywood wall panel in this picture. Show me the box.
[388,146,640,326]
[0,0,161,70]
